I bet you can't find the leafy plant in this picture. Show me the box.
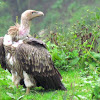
[46,41,68,70]
[92,78,100,100]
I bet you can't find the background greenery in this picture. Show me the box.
[0,0,100,99]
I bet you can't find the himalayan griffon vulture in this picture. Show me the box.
[0,10,66,94]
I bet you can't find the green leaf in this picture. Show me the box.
[90,52,100,59]
[70,57,80,65]
[6,92,15,99]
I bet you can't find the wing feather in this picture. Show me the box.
[16,43,61,77]
[0,37,7,70]
[24,37,47,48]
[15,39,67,90]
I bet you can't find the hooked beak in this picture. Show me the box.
[36,11,44,16]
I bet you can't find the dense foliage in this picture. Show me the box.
[0,0,100,99]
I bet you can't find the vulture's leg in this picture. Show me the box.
[11,70,21,88]
[26,87,30,94]
[23,71,36,94]
[15,75,21,88]
[11,70,16,83]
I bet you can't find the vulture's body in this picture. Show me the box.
[0,10,66,94]
[1,37,66,93]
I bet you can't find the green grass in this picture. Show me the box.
[0,68,93,100]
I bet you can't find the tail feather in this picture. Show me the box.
[34,73,66,90]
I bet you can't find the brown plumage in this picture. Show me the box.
[1,37,66,94]
[0,37,6,70]
[16,39,63,88]
[8,23,19,41]
[1,10,66,94]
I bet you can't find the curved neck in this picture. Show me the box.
[19,19,31,37]
[20,19,31,30]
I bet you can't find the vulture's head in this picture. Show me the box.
[21,10,44,21]
[7,10,44,41]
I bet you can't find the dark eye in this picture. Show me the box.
[32,12,35,14]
